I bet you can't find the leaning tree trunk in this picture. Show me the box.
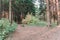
[46,0,51,27]
[9,0,12,23]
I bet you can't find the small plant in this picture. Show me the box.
[0,18,17,40]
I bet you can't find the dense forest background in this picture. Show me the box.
[0,0,59,26]
[1,0,46,23]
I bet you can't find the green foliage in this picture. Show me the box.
[3,0,35,14]
[3,0,46,21]
[0,18,17,40]
[22,13,47,26]
[39,0,46,15]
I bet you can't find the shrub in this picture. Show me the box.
[0,18,17,40]
[22,13,40,24]
[22,13,47,26]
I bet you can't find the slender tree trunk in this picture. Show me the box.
[49,0,53,24]
[0,0,2,19]
[9,0,12,22]
[2,0,5,18]
[46,0,51,27]
[56,0,60,25]
[0,0,1,14]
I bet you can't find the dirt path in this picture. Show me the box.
[7,25,60,40]
[40,26,60,40]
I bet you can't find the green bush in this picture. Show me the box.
[0,18,17,40]
[22,13,40,24]
[22,13,47,26]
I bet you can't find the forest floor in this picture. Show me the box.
[7,25,60,40]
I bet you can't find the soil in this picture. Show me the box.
[7,25,60,40]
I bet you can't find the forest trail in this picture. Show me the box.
[7,25,60,40]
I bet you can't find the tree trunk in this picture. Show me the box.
[0,0,2,19]
[2,0,5,18]
[56,0,60,25]
[0,0,1,14]
[9,0,12,22]
[46,0,51,27]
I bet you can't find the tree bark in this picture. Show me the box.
[56,0,60,25]
[0,0,2,19]
[2,0,5,18]
[46,0,51,27]
[9,0,12,22]
[0,0,1,14]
